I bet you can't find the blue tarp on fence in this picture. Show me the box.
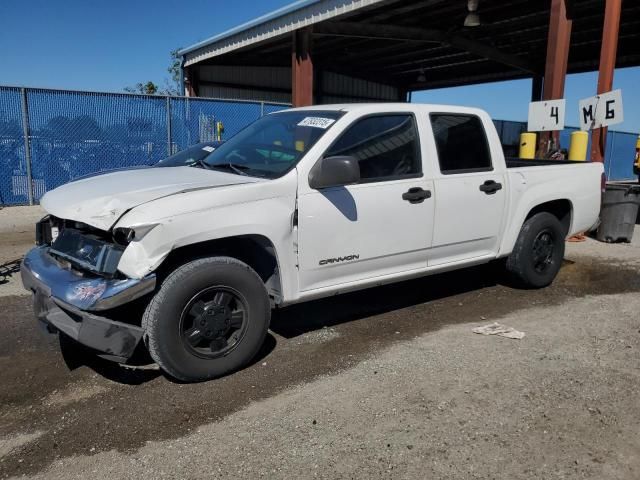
[0,86,288,205]
[0,85,637,206]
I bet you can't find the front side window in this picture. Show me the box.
[203,110,343,179]
[325,114,421,182]
[430,114,492,174]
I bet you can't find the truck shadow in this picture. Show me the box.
[271,261,505,338]
[58,331,278,385]
[58,263,505,384]
[57,256,640,384]
[271,256,640,340]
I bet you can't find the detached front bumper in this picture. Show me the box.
[21,246,156,361]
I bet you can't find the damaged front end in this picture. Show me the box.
[21,216,156,362]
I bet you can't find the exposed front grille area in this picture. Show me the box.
[49,228,124,277]
[36,216,124,277]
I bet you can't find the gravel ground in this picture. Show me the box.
[0,206,639,479]
[0,206,43,296]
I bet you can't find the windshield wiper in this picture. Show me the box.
[194,158,212,170]
[209,162,251,176]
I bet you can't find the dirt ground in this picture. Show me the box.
[1,206,639,479]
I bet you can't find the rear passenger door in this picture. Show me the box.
[428,113,506,266]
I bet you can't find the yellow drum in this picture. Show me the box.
[519,132,536,159]
[568,131,589,161]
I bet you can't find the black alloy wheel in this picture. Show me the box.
[531,229,556,273]
[505,212,565,289]
[180,287,248,358]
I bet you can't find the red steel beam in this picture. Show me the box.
[292,27,314,107]
[537,0,572,157]
[591,0,623,163]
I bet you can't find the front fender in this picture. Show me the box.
[114,174,299,301]
[119,194,295,270]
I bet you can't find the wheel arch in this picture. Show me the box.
[155,234,284,305]
[524,198,573,236]
[500,197,574,257]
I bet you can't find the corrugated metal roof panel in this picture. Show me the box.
[196,65,399,103]
[199,66,291,89]
[321,71,398,101]
[198,84,291,103]
[182,0,388,66]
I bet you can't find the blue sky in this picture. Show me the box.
[1,0,638,132]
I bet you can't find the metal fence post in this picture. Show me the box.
[166,96,172,156]
[20,88,34,205]
[260,101,264,117]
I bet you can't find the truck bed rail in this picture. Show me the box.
[506,157,581,168]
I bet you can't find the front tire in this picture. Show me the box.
[506,212,565,288]
[142,256,270,382]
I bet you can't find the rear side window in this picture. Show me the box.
[325,114,421,182]
[430,114,492,174]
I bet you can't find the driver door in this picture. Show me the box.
[297,114,435,292]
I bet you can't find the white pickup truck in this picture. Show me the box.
[22,104,604,381]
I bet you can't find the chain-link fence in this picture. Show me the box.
[0,86,289,206]
[1,85,638,206]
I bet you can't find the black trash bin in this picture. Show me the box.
[597,183,640,243]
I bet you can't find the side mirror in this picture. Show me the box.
[308,155,360,189]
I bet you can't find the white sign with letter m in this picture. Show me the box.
[579,89,624,131]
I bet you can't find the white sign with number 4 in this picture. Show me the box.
[527,99,566,132]
[579,89,623,131]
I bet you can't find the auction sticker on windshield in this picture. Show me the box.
[298,117,336,129]
[202,146,216,152]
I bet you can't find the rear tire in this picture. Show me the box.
[506,212,565,288]
[142,256,270,382]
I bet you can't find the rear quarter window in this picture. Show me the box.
[430,114,492,174]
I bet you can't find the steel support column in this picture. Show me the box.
[292,27,314,107]
[591,0,623,163]
[537,0,572,157]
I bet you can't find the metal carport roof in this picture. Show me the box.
[179,0,640,92]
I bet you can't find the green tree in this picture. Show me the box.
[164,48,182,95]
[124,81,159,95]
[124,48,182,96]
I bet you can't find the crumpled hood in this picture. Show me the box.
[40,166,264,230]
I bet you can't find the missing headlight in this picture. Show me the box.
[112,224,159,245]
[113,227,135,246]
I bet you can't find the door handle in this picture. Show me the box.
[402,187,432,204]
[479,180,503,194]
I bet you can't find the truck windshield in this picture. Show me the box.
[202,110,343,179]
